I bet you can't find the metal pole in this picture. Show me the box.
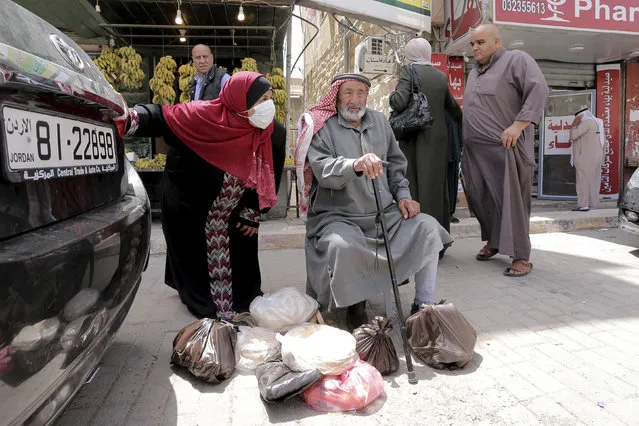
[99,24,276,30]
[117,34,273,39]
[129,45,272,49]
[285,5,293,146]
[343,29,351,73]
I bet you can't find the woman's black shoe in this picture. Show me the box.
[346,301,368,331]
[410,302,421,316]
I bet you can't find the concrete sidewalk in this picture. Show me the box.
[55,228,639,426]
[150,207,620,254]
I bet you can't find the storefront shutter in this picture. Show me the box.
[537,61,596,89]
[465,59,595,89]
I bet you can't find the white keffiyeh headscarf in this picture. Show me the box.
[578,109,605,148]
[403,38,432,66]
[570,108,605,167]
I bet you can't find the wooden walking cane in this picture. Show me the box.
[371,177,417,384]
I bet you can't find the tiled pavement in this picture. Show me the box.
[55,228,639,426]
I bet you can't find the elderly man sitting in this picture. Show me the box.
[294,73,453,330]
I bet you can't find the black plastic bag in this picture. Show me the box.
[255,361,322,403]
[63,289,100,322]
[352,316,399,376]
[406,302,477,370]
[171,318,237,383]
[389,65,434,140]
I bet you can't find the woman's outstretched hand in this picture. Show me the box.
[237,223,258,237]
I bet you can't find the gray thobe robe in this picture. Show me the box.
[570,119,604,209]
[304,111,453,310]
[462,48,549,260]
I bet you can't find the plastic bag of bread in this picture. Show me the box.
[278,324,358,375]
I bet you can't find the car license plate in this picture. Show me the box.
[1,105,118,182]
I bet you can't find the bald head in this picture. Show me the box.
[470,24,503,66]
[192,44,214,75]
[475,24,501,39]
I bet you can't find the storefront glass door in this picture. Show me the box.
[538,90,596,199]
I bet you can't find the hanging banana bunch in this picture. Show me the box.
[266,68,288,125]
[178,63,197,103]
[134,153,167,170]
[269,67,286,90]
[118,46,145,90]
[149,56,177,106]
[233,57,258,74]
[93,47,123,89]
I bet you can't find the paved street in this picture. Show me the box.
[54,228,639,426]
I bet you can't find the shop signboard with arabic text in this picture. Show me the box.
[596,63,621,198]
[297,0,432,32]
[362,54,395,74]
[431,54,449,76]
[544,116,574,156]
[448,57,465,108]
[625,63,639,170]
[430,54,465,109]
[494,0,639,34]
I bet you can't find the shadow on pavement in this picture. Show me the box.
[437,229,639,337]
[168,365,234,395]
[432,352,484,377]
[262,395,323,423]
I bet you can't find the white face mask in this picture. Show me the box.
[247,99,276,129]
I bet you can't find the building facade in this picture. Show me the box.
[300,0,639,201]
[442,0,639,198]
[299,0,446,111]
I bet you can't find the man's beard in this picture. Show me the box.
[338,104,367,122]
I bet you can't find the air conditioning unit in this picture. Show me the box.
[354,36,396,76]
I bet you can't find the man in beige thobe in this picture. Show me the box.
[570,108,605,211]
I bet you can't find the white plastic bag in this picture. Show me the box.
[278,324,358,376]
[63,288,100,321]
[249,287,319,331]
[235,326,281,372]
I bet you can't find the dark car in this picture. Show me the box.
[620,167,639,236]
[0,1,151,424]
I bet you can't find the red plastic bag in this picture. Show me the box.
[303,361,384,412]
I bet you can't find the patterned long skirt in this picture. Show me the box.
[204,173,245,320]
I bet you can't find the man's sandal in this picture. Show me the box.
[504,261,533,277]
[476,245,499,261]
